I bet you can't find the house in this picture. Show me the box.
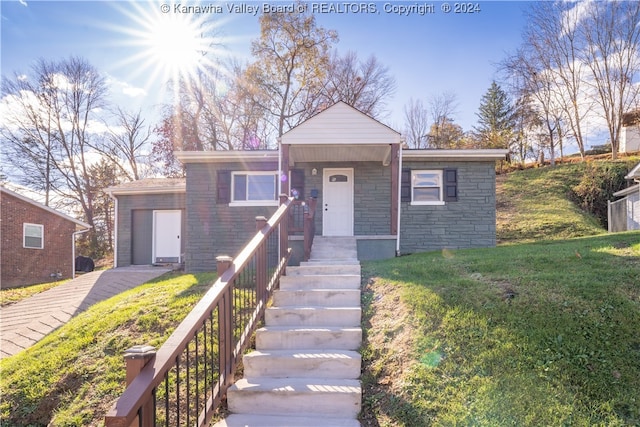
[107,102,507,272]
[621,110,640,154]
[609,162,640,232]
[1,186,91,288]
[105,178,186,267]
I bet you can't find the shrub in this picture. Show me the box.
[569,162,631,228]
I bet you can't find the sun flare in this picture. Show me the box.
[108,1,231,102]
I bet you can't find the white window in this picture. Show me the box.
[231,172,278,206]
[411,170,445,205]
[24,223,44,249]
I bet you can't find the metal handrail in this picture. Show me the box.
[105,196,293,427]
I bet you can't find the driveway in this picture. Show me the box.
[0,266,170,359]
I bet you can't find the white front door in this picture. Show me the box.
[323,168,354,236]
[153,210,182,263]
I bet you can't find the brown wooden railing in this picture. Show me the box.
[303,198,317,261]
[105,195,293,427]
[287,197,317,261]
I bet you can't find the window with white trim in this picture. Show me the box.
[411,170,445,205]
[231,171,278,206]
[24,223,44,249]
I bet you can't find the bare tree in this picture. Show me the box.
[95,108,151,181]
[403,98,430,148]
[581,0,640,159]
[246,7,338,138]
[428,91,459,147]
[321,51,396,118]
[0,56,108,254]
[523,1,592,159]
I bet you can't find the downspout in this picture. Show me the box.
[277,137,282,196]
[72,228,92,278]
[396,139,404,256]
[107,191,119,268]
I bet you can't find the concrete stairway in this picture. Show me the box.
[215,237,362,427]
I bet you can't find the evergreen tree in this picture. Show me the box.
[474,81,515,151]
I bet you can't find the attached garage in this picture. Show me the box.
[106,179,186,268]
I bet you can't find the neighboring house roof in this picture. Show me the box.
[626,162,640,180]
[0,186,91,230]
[613,183,640,198]
[105,178,186,195]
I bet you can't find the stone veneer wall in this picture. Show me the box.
[292,162,393,237]
[399,161,497,254]
[185,162,279,272]
[115,193,186,267]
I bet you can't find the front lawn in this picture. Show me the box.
[0,272,216,426]
[361,232,640,426]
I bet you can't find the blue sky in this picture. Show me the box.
[1,0,530,134]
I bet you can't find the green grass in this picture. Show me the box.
[1,279,70,307]
[0,272,216,427]
[497,163,605,243]
[361,233,640,426]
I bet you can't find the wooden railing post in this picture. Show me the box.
[216,255,233,276]
[255,216,268,303]
[303,197,318,261]
[279,195,290,273]
[124,345,156,427]
[216,255,234,389]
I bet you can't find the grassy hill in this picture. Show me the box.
[360,161,640,426]
[496,164,605,243]
[360,232,639,426]
[1,160,639,426]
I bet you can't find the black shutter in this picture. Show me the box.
[443,168,458,202]
[216,170,231,204]
[290,169,305,199]
[401,168,411,203]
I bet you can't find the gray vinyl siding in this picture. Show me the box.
[115,193,185,267]
[399,161,496,254]
[185,161,279,272]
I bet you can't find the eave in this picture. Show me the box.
[175,150,278,164]
[402,149,509,162]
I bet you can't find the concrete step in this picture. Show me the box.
[287,264,361,276]
[273,289,361,307]
[256,326,362,350]
[214,414,361,427]
[280,274,360,290]
[242,349,361,379]
[227,377,361,417]
[304,259,360,265]
[265,306,361,327]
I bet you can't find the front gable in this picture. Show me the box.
[282,102,401,145]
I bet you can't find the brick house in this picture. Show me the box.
[1,186,91,288]
[107,102,507,271]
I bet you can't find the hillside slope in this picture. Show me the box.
[496,162,628,243]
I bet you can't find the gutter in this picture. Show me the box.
[107,190,119,268]
[277,137,282,196]
[396,140,404,256]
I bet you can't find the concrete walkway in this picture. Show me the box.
[0,266,170,359]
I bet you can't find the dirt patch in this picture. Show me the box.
[360,278,418,427]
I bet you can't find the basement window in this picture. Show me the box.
[24,223,44,249]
